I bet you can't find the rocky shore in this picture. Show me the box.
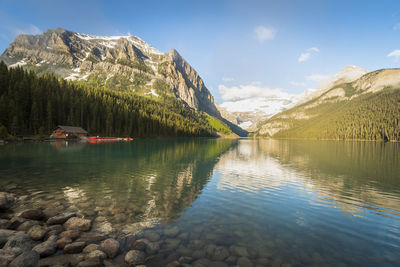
[0,191,293,267]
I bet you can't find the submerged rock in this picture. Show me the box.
[19,209,44,220]
[83,243,99,253]
[27,225,47,241]
[164,226,180,237]
[32,235,57,257]
[125,250,146,266]
[237,257,253,267]
[0,192,15,210]
[39,253,84,267]
[9,250,39,267]
[64,241,86,254]
[0,249,18,266]
[57,236,72,249]
[0,229,16,248]
[229,245,249,257]
[59,229,81,240]
[99,238,120,258]
[3,232,33,254]
[47,212,76,225]
[64,217,91,231]
[212,246,229,261]
[85,249,107,261]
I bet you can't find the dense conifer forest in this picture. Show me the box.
[270,89,400,141]
[0,61,219,138]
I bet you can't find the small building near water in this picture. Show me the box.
[51,126,88,139]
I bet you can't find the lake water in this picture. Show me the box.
[0,139,399,266]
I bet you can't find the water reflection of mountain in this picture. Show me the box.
[215,139,400,217]
[256,139,400,216]
[0,139,235,235]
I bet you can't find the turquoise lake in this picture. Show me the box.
[0,139,399,266]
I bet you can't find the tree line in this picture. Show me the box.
[0,61,217,138]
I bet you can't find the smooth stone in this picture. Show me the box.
[77,258,103,267]
[28,225,47,241]
[205,244,217,258]
[0,192,15,210]
[0,229,16,248]
[3,232,33,254]
[177,232,189,240]
[85,249,107,261]
[237,257,253,267]
[212,246,229,261]
[39,254,85,267]
[59,230,81,240]
[56,236,72,249]
[125,250,146,266]
[144,231,160,242]
[20,209,44,220]
[99,238,120,258]
[225,255,237,264]
[0,219,10,229]
[64,217,91,231]
[42,207,60,221]
[17,220,40,232]
[9,250,39,267]
[177,246,193,257]
[8,217,27,230]
[163,238,181,250]
[164,226,180,237]
[229,245,249,257]
[32,235,57,257]
[45,224,64,240]
[165,261,180,267]
[75,232,105,243]
[179,256,194,263]
[47,212,76,225]
[0,249,17,266]
[193,258,211,267]
[83,244,99,253]
[209,261,229,267]
[192,249,206,259]
[188,240,204,250]
[64,241,86,254]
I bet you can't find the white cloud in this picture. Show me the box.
[254,26,276,42]
[222,77,235,82]
[13,24,42,36]
[298,47,320,62]
[387,49,400,62]
[218,82,301,114]
[290,81,306,87]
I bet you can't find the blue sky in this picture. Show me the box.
[1,0,400,108]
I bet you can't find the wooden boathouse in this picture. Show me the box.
[51,126,88,139]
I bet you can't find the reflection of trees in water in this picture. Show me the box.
[256,139,400,215]
[0,139,235,232]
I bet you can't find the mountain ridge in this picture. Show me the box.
[0,28,247,136]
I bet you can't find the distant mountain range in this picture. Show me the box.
[255,66,400,141]
[0,28,247,137]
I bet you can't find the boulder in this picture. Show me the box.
[9,250,39,267]
[0,192,15,210]
[211,246,229,261]
[83,243,99,253]
[64,241,86,254]
[38,253,84,267]
[19,209,44,220]
[47,212,76,225]
[64,217,91,231]
[0,249,17,266]
[0,229,16,248]
[32,235,57,257]
[59,230,81,240]
[57,236,72,249]
[3,232,33,254]
[99,238,120,258]
[28,225,47,241]
[125,250,145,266]
[237,257,253,267]
[85,249,107,261]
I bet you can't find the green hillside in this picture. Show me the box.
[256,83,400,141]
[0,62,221,138]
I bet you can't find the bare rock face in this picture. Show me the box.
[64,217,91,232]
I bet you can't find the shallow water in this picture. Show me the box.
[0,139,399,266]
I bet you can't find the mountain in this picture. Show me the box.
[255,67,400,141]
[0,28,247,136]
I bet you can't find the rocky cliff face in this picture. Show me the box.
[0,28,221,118]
